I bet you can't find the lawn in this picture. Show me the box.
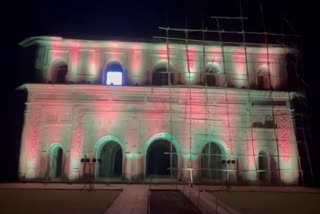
[0,189,121,214]
[211,191,320,214]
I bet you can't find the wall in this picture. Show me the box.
[31,38,293,90]
[18,84,300,185]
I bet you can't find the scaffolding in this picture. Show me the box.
[150,8,314,186]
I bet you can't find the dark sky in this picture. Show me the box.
[2,0,320,184]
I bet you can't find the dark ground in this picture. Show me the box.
[150,190,201,214]
[211,190,320,214]
[0,189,120,214]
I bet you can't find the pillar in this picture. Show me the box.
[182,154,200,183]
[68,109,85,180]
[19,106,41,179]
[124,153,143,181]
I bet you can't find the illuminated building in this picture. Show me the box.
[17,36,302,184]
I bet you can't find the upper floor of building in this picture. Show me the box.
[19,36,299,91]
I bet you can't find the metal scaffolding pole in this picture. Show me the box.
[154,9,310,186]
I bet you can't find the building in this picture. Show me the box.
[17,35,303,185]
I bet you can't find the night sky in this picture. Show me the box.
[2,0,320,185]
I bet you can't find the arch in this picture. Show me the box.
[258,150,270,183]
[95,135,124,157]
[144,132,181,155]
[144,133,181,178]
[103,61,124,85]
[50,60,68,83]
[204,63,220,87]
[146,139,178,177]
[256,66,270,89]
[152,61,175,85]
[95,135,124,178]
[200,142,226,180]
[98,141,122,177]
[48,143,64,178]
[193,135,229,155]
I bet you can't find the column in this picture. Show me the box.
[19,106,41,179]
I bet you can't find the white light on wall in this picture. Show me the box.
[106,71,123,85]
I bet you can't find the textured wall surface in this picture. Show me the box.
[18,37,299,185]
[18,85,299,184]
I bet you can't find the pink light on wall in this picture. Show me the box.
[156,45,171,63]
[19,109,41,179]
[89,50,98,75]
[105,44,124,65]
[69,101,84,180]
[129,49,142,76]
[275,113,291,164]
[232,48,247,87]
[50,41,63,60]
[274,111,299,184]
[158,45,168,56]
[183,48,199,83]
[257,52,269,64]
[109,42,121,49]
[51,52,62,61]
[26,134,40,178]
[232,48,245,72]
[67,41,80,82]
[87,98,127,140]
[69,126,83,180]
[277,129,299,184]
[245,128,258,182]
[205,47,222,64]
[187,50,195,70]
[70,45,80,65]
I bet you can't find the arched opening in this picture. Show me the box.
[257,75,264,89]
[104,62,124,85]
[258,151,269,183]
[49,146,63,178]
[146,139,177,177]
[98,141,123,178]
[51,62,68,83]
[201,142,224,180]
[256,68,270,90]
[206,72,216,86]
[152,67,174,86]
[204,64,219,86]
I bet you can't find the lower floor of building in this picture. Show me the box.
[19,134,300,185]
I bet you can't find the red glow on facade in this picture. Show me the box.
[232,48,246,74]
[187,50,196,70]
[129,50,142,75]
[89,50,98,75]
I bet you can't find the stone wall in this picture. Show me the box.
[18,84,299,185]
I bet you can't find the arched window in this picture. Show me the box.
[204,64,219,87]
[201,142,225,181]
[152,67,174,86]
[257,74,264,89]
[104,62,124,85]
[256,68,270,90]
[49,145,63,178]
[50,62,68,83]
